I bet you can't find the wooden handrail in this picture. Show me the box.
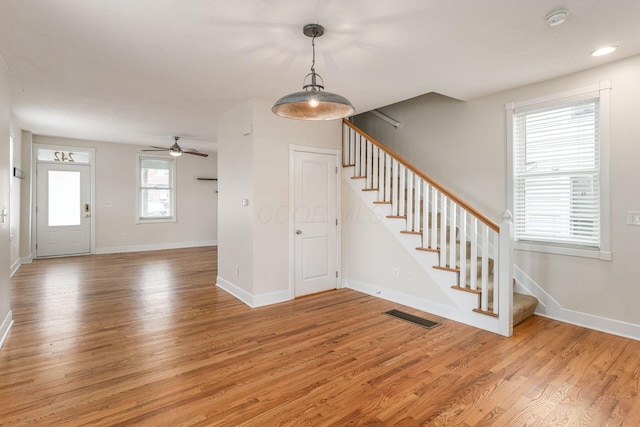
[343,119,499,232]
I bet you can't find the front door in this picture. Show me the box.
[36,162,91,257]
[293,150,338,297]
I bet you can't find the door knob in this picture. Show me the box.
[296,229,302,235]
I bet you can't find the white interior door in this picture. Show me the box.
[36,162,91,257]
[293,150,338,297]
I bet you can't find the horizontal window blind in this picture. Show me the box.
[138,156,175,221]
[513,97,600,248]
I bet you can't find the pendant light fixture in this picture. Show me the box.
[272,24,355,120]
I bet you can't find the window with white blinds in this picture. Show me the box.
[507,82,611,259]
[136,154,177,224]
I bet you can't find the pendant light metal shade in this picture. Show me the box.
[272,89,355,121]
[272,24,354,120]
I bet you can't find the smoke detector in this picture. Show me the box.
[545,9,569,26]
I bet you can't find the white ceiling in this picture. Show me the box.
[1,0,639,152]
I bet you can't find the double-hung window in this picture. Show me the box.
[136,154,176,223]
[506,82,611,260]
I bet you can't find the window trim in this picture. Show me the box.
[506,81,611,261]
[136,153,177,224]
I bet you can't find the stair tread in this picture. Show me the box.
[513,293,538,326]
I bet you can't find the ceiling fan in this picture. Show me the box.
[143,136,209,157]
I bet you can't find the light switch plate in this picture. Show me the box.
[626,211,640,225]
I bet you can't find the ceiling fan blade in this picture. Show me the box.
[141,149,169,152]
[183,151,209,157]
[149,146,169,150]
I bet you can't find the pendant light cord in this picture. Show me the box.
[310,32,317,74]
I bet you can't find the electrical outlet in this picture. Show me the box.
[235,265,240,276]
[627,211,640,225]
[392,268,399,278]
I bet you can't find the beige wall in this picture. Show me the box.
[19,131,32,259]
[32,135,218,252]
[217,98,341,303]
[353,54,640,327]
[341,181,453,305]
[9,122,21,270]
[0,57,12,345]
[217,100,255,295]
[251,98,341,296]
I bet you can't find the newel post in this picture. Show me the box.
[498,210,514,337]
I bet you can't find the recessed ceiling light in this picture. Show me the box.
[545,9,569,26]
[590,46,618,57]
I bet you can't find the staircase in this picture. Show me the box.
[342,120,537,336]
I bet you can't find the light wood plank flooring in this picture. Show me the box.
[2,246,640,426]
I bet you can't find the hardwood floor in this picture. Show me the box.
[2,246,640,426]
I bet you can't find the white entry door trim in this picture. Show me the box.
[33,144,96,257]
[288,144,342,300]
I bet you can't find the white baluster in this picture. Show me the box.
[342,124,348,165]
[350,128,356,167]
[414,179,421,232]
[459,210,467,287]
[430,188,438,250]
[391,159,399,216]
[406,172,414,231]
[384,153,391,202]
[470,217,478,291]
[360,137,366,177]
[366,140,373,188]
[399,165,406,217]
[354,134,361,177]
[481,223,489,312]
[422,182,429,248]
[439,196,447,267]
[372,146,379,191]
[449,200,456,268]
[377,151,384,202]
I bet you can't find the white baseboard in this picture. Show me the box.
[216,276,253,307]
[514,265,640,341]
[216,276,290,309]
[0,310,13,350]
[95,240,217,255]
[344,278,503,335]
[9,256,33,278]
[10,260,20,278]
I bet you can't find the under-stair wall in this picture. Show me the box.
[341,120,516,336]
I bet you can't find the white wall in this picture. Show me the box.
[9,122,21,272]
[217,98,341,305]
[353,54,640,328]
[251,98,341,296]
[342,181,453,305]
[0,55,13,348]
[19,131,32,260]
[32,135,218,253]
[217,100,255,295]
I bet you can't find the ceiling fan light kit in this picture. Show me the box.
[142,136,209,157]
[272,24,355,121]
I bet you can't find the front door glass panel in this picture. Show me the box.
[48,170,81,226]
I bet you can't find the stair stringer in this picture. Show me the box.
[344,172,504,334]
